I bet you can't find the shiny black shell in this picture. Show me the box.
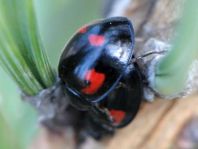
[58,17,143,127]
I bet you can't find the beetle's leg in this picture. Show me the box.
[132,38,171,101]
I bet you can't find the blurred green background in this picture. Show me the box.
[35,0,101,68]
[0,0,101,148]
[0,0,198,148]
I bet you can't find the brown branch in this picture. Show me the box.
[31,1,198,149]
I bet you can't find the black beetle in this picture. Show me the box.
[58,17,143,128]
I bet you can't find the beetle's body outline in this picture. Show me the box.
[59,17,143,128]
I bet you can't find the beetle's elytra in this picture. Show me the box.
[59,17,143,128]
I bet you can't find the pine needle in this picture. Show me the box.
[155,0,198,96]
[0,0,55,95]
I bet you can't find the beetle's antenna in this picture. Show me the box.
[137,50,167,59]
[132,50,167,62]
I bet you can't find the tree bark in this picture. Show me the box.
[104,95,198,149]
[31,0,198,149]
[104,1,198,148]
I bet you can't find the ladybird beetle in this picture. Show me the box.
[58,17,143,128]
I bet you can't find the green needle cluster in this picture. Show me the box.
[155,0,198,96]
[0,0,55,95]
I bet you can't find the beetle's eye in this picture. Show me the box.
[58,17,135,102]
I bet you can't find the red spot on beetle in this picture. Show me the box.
[79,26,87,33]
[88,35,105,46]
[81,69,105,95]
[109,110,126,124]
